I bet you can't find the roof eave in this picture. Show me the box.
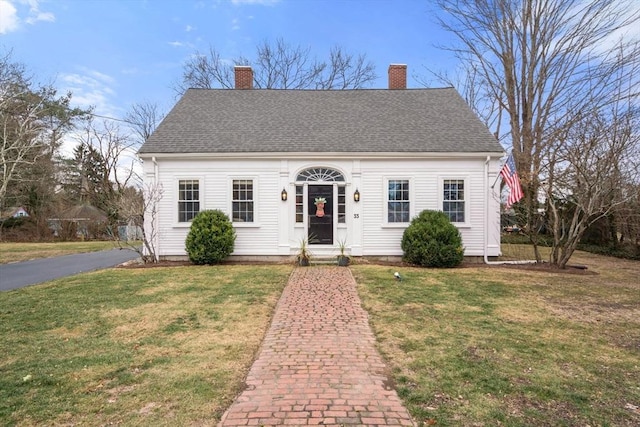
[138,151,505,160]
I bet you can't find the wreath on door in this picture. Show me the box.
[314,197,326,218]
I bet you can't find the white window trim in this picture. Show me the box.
[382,177,414,228]
[174,176,204,227]
[438,176,471,228]
[294,183,305,227]
[229,176,260,228]
[336,183,347,228]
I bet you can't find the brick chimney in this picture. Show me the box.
[234,66,253,89]
[388,64,407,90]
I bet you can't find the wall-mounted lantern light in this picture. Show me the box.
[281,188,288,202]
[354,188,360,202]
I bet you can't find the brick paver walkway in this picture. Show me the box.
[218,266,415,426]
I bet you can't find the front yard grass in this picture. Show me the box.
[0,265,292,426]
[1,249,638,426]
[353,250,640,426]
[0,241,124,264]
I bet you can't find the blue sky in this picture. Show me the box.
[1,0,456,121]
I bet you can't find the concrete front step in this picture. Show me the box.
[310,257,349,266]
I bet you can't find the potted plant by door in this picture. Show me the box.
[297,237,311,266]
[336,238,350,266]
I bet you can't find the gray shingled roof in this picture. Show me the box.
[138,88,503,154]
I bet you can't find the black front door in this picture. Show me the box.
[308,185,333,245]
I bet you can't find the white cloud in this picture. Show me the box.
[57,69,125,161]
[25,10,54,24]
[185,24,194,32]
[168,40,195,49]
[0,0,54,33]
[231,18,240,30]
[87,69,116,85]
[563,1,640,56]
[0,0,20,34]
[59,69,118,117]
[600,4,640,51]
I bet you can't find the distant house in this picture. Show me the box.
[0,206,29,221]
[138,64,504,261]
[49,204,108,239]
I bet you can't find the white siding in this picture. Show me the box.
[358,158,493,256]
[153,158,283,257]
[143,155,502,259]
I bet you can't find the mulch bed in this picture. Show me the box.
[497,261,597,275]
[119,258,596,275]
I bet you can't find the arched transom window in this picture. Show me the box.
[296,167,345,182]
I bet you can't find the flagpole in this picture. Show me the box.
[491,170,502,189]
[492,152,510,189]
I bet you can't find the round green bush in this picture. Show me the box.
[401,210,464,268]
[185,210,236,265]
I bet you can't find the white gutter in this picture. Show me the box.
[138,151,503,161]
[152,156,159,263]
[484,155,536,265]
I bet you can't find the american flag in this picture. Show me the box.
[500,153,524,208]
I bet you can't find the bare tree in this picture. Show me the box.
[104,101,166,259]
[117,183,163,263]
[543,94,639,267]
[252,38,321,89]
[179,48,237,91]
[315,46,377,90]
[174,38,376,94]
[125,101,164,144]
[418,63,505,137]
[76,118,137,192]
[0,51,84,229]
[616,182,640,247]
[435,0,640,265]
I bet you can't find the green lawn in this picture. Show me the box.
[0,265,292,426]
[1,249,638,426]
[353,250,640,426]
[0,241,124,264]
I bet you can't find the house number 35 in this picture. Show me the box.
[354,213,360,219]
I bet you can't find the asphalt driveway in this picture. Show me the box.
[0,248,140,291]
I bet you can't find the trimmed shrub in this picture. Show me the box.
[185,210,236,265]
[401,210,464,268]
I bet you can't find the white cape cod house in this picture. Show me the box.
[138,64,504,261]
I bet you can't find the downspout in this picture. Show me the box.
[152,156,159,263]
[484,155,536,265]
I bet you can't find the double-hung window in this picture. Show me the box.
[232,179,254,223]
[443,179,465,223]
[387,179,410,223]
[178,180,200,222]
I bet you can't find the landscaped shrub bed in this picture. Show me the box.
[401,210,464,268]
[185,210,236,265]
